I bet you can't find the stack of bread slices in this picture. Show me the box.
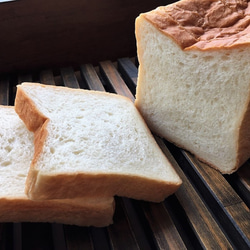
[0,82,182,227]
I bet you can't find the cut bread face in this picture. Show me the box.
[15,83,182,202]
[0,106,114,227]
[134,1,250,174]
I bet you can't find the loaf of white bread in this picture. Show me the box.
[15,82,182,202]
[135,0,250,174]
[0,106,114,227]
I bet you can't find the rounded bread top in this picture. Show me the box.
[142,0,250,50]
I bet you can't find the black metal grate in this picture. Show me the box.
[0,58,249,250]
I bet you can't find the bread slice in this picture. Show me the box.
[134,0,250,174]
[14,82,181,202]
[0,106,114,227]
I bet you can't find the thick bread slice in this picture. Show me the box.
[0,106,114,227]
[135,0,250,174]
[15,82,182,202]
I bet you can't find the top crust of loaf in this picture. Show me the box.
[141,0,250,50]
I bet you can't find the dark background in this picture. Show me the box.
[0,0,176,73]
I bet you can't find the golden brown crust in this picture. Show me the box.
[142,0,250,50]
[15,84,50,196]
[27,172,181,202]
[15,85,48,132]
[0,197,114,226]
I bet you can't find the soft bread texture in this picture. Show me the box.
[15,82,182,202]
[135,0,250,174]
[0,106,114,227]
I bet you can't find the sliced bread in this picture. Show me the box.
[135,0,250,174]
[15,82,182,202]
[0,105,114,227]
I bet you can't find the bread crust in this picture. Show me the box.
[25,119,50,196]
[15,85,49,196]
[28,172,180,202]
[15,86,47,132]
[0,197,114,226]
[142,0,250,51]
